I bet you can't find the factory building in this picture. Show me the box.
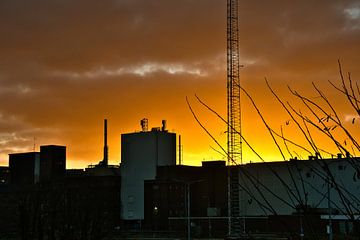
[40,145,66,183]
[9,152,41,185]
[0,143,121,239]
[121,119,176,221]
[143,156,360,237]
[239,156,360,235]
[144,161,228,236]
[8,145,66,185]
[2,119,359,238]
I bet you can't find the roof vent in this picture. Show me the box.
[140,118,148,132]
[162,120,167,131]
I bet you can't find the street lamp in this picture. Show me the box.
[186,179,206,240]
[172,179,205,240]
[153,205,159,234]
[327,174,333,240]
[321,160,335,240]
[187,183,191,240]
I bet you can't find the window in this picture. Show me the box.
[128,211,134,217]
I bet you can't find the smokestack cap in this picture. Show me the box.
[162,120,167,131]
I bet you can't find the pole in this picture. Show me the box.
[227,167,231,236]
[187,183,191,240]
[328,176,333,240]
[300,214,304,240]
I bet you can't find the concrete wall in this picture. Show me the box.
[239,158,360,217]
[121,130,176,220]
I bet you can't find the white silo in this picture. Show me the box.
[120,119,176,221]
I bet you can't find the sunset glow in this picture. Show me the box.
[0,0,359,168]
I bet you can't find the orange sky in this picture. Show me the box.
[0,0,359,168]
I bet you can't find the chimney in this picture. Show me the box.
[103,119,108,166]
[178,135,182,165]
[141,118,148,132]
[161,120,167,131]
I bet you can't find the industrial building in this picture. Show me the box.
[141,156,360,237]
[239,156,360,236]
[120,119,176,221]
[144,161,228,236]
[8,145,66,185]
[40,145,66,183]
[0,142,121,240]
[9,152,41,184]
[1,118,360,238]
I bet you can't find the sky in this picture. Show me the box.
[0,0,359,168]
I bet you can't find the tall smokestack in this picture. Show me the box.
[178,135,182,165]
[103,119,108,166]
[162,120,167,131]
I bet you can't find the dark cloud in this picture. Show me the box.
[0,0,225,71]
[0,0,359,166]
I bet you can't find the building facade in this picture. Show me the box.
[9,152,41,185]
[239,156,360,235]
[120,124,176,221]
[40,145,66,183]
[8,145,66,185]
[143,157,360,237]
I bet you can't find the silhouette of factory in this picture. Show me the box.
[0,119,360,239]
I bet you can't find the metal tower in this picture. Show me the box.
[227,0,242,164]
[227,0,243,236]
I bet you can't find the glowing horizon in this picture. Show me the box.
[0,0,359,168]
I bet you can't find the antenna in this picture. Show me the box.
[227,0,242,165]
[227,0,244,236]
[33,137,36,152]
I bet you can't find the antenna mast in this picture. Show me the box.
[227,0,242,165]
[227,0,243,236]
[33,137,36,152]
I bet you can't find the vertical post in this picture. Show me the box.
[187,183,191,240]
[300,214,304,240]
[208,197,212,238]
[208,216,212,238]
[328,176,333,240]
[227,167,231,236]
